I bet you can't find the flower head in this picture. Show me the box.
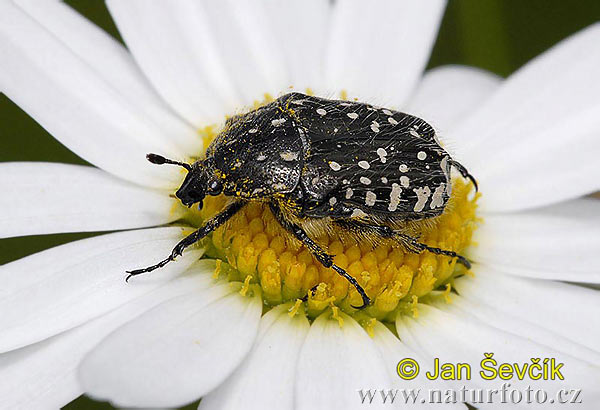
[0,1,599,409]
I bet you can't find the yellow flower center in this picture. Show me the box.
[177,92,480,324]
[194,179,477,320]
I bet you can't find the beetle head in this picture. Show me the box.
[146,153,222,209]
[176,164,225,208]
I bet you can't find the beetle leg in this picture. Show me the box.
[449,159,478,192]
[126,201,246,281]
[335,220,472,270]
[269,202,371,309]
[300,284,321,303]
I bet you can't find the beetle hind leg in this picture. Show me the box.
[449,159,478,192]
[398,233,471,269]
[335,220,472,270]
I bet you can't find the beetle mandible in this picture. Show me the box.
[126,92,477,309]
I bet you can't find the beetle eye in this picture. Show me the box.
[207,180,222,195]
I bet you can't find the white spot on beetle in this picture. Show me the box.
[409,129,420,138]
[382,109,393,116]
[417,151,427,160]
[347,112,359,120]
[329,161,341,171]
[351,208,368,218]
[365,191,377,206]
[257,153,267,161]
[440,156,450,184]
[381,177,388,184]
[399,164,408,172]
[311,177,320,185]
[358,160,370,169]
[329,197,338,206]
[400,176,410,188]
[252,188,264,195]
[345,188,354,199]
[440,156,449,173]
[248,128,258,134]
[388,183,402,211]
[316,108,327,116]
[271,118,286,127]
[376,147,387,163]
[388,117,398,125]
[370,121,380,133]
[413,186,431,212]
[334,128,339,133]
[360,176,371,185]
[430,183,446,209]
[280,151,298,161]
[273,183,287,190]
[342,179,349,184]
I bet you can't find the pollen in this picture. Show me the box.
[194,178,479,322]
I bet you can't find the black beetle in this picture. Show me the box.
[127,92,476,309]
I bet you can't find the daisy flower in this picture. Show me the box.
[1,1,599,409]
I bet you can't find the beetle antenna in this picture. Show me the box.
[146,153,192,171]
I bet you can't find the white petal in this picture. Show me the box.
[407,65,502,133]
[441,293,600,368]
[80,284,262,408]
[0,227,202,352]
[473,198,600,282]
[194,0,291,104]
[106,0,235,125]
[0,270,214,409]
[454,268,600,354]
[261,0,331,93]
[0,338,81,410]
[397,304,600,403]
[107,0,292,123]
[296,311,391,410]
[199,304,310,410]
[0,162,183,239]
[0,2,190,188]
[372,322,465,409]
[325,0,446,106]
[13,0,200,155]
[451,24,600,211]
[476,105,600,212]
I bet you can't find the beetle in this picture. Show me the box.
[126,92,477,309]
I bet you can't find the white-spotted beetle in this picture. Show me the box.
[127,93,477,309]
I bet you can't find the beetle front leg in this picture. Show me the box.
[126,201,246,281]
[269,202,371,309]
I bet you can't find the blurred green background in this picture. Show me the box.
[0,1,598,409]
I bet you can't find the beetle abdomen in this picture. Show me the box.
[281,93,452,220]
